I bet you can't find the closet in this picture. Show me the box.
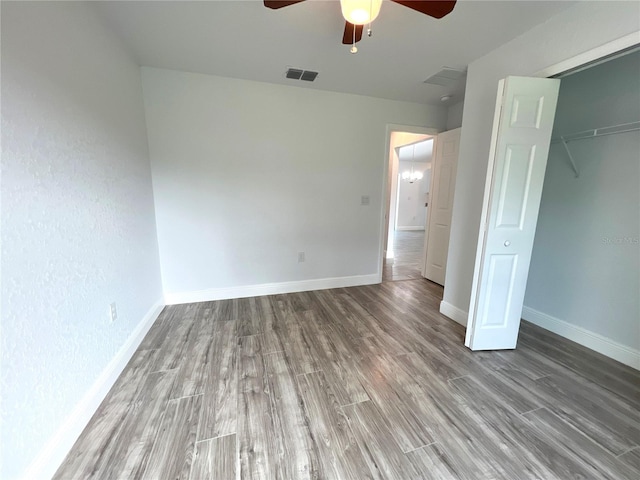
[521,49,640,368]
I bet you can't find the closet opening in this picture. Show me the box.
[521,47,639,370]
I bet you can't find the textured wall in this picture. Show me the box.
[524,52,640,348]
[443,1,640,316]
[1,3,163,478]
[141,67,446,297]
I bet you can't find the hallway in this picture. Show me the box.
[383,230,425,282]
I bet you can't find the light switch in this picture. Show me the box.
[361,195,370,206]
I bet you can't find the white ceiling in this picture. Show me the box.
[95,0,574,105]
[398,138,434,163]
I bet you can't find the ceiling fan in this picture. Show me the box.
[263,0,457,51]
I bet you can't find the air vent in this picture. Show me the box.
[423,67,466,86]
[300,70,318,82]
[285,68,319,82]
[286,68,303,80]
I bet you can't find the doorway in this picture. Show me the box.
[379,125,462,285]
[384,135,433,282]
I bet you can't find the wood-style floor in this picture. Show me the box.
[54,278,640,479]
[383,230,425,282]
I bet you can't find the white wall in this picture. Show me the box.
[524,52,639,350]
[396,162,431,229]
[1,3,163,478]
[446,100,465,130]
[141,68,446,301]
[443,1,640,321]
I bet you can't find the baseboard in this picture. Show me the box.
[22,298,165,480]
[164,274,380,305]
[440,301,468,327]
[396,226,425,231]
[522,306,640,370]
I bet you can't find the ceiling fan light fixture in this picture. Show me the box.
[340,0,382,25]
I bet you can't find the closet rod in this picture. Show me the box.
[551,120,640,143]
[550,120,640,179]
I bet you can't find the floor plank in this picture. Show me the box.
[405,443,474,480]
[191,434,237,480]
[342,400,421,480]
[521,407,639,480]
[103,369,178,479]
[262,352,320,479]
[354,353,434,453]
[198,319,238,441]
[170,307,215,399]
[619,446,640,474]
[142,394,202,480]
[296,370,372,479]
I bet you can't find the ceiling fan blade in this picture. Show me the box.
[263,0,307,9]
[342,22,364,45]
[391,0,457,19]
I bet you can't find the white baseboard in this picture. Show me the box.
[164,274,380,305]
[23,299,165,480]
[522,306,640,370]
[440,301,468,327]
[396,226,425,231]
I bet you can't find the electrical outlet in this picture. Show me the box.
[109,302,118,323]
[361,195,370,206]
[298,252,305,263]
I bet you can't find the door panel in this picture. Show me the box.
[479,254,518,328]
[466,76,560,351]
[495,145,536,228]
[423,128,461,285]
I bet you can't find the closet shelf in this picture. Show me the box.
[550,121,640,178]
[552,120,640,143]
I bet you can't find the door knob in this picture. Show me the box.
[504,240,511,247]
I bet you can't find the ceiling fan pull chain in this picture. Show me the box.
[368,0,373,36]
[350,23,358,53]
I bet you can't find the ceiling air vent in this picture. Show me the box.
[285,68,319,82]
[423,67,466,86]
[300,70,318,82]
[286,68,303,80]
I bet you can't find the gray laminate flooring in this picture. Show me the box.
[54,279,640,479]
[383,230,425,282]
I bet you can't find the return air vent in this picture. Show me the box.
[423,67,466,86]
[285,68,319,82]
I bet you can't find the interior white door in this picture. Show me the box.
[466,76,560,350]
[423,128,461,285]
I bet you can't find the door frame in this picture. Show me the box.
[378,124,440,283]
[532,32,639,79]
[421,135,439,278]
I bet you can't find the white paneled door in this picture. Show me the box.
[466,76,560,351]
[423,128,461,285]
